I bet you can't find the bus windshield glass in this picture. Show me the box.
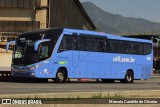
[13,33,60,66]
[13,34,42,66]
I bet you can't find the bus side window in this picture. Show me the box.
[78,36,86,51]
[58,35,75,52]
[39,43,49,61]
[119,41,132,54]
[86,38,92,51]
[132,42,143,55]
[144,43,152,55]
[92,37,100,52]
[108,39,119,53]
[98,38,106,52]
[78,36,101,52]
[78,36,92,51]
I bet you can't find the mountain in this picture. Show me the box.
[82,2,160,34]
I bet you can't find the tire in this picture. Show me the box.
[54,69,67,83]
[101,79,114,83]
[120,71,133,83]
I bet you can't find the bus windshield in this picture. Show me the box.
[13,34,42,66]
[13,33,60,66]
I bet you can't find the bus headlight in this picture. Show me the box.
[31,72,35,76]
[29,64,41,70]
[35,64,41,68]
[29,67,35,70]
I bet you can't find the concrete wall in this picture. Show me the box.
[0,0,95,34]
[0,8,33,21]
[0,0,46,45]
[0,0,95,69]
[0,0,47,32]
[35,0,48,28]
[0,53,12,69]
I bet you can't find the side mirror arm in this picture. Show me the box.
[6,41,16,52]
[34,39,51,51]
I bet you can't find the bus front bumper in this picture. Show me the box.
[11,69,35,78]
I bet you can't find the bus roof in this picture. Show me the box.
[23,28,152,43]
[63,28,152,43]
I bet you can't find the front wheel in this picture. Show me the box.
[54,69,67,83]
[120,71,133,83]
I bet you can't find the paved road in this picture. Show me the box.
[0,77,159,95]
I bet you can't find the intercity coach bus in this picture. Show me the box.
[6,28,153,83]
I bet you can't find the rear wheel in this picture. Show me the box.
[54,69,67,83]
[101,79,114,83]
[120,71,133,83]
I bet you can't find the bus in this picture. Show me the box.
[6,28,153,83]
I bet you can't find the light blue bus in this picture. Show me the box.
[6,28,153,83]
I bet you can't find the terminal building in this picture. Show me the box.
[0,0,96,48]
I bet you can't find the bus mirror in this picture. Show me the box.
[6,41,16,52]
[34,39,51,51]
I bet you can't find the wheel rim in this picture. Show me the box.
[126,73,132,82]
[57,71,64,81]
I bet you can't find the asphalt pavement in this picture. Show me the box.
[0,76,160,106]
[0,75,159,97]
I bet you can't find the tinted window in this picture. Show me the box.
[144,43,152,55]
[108,40,119,53]
[107,39,150,55]
[92,38,100,52]
[132,42,143,55]
[98,38,107,52]
[78,35,103,52]
[39,42,49,61]
[59,35,75,52]
[120,41,132,54]
[78,36,92,51]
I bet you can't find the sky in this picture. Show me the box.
[80,0,160,23]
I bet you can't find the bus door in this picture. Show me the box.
[38,42,51,78]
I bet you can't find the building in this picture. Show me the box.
[0,0,96,47]
[0,0,96,68]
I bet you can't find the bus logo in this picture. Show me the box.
[113,56,135,63]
